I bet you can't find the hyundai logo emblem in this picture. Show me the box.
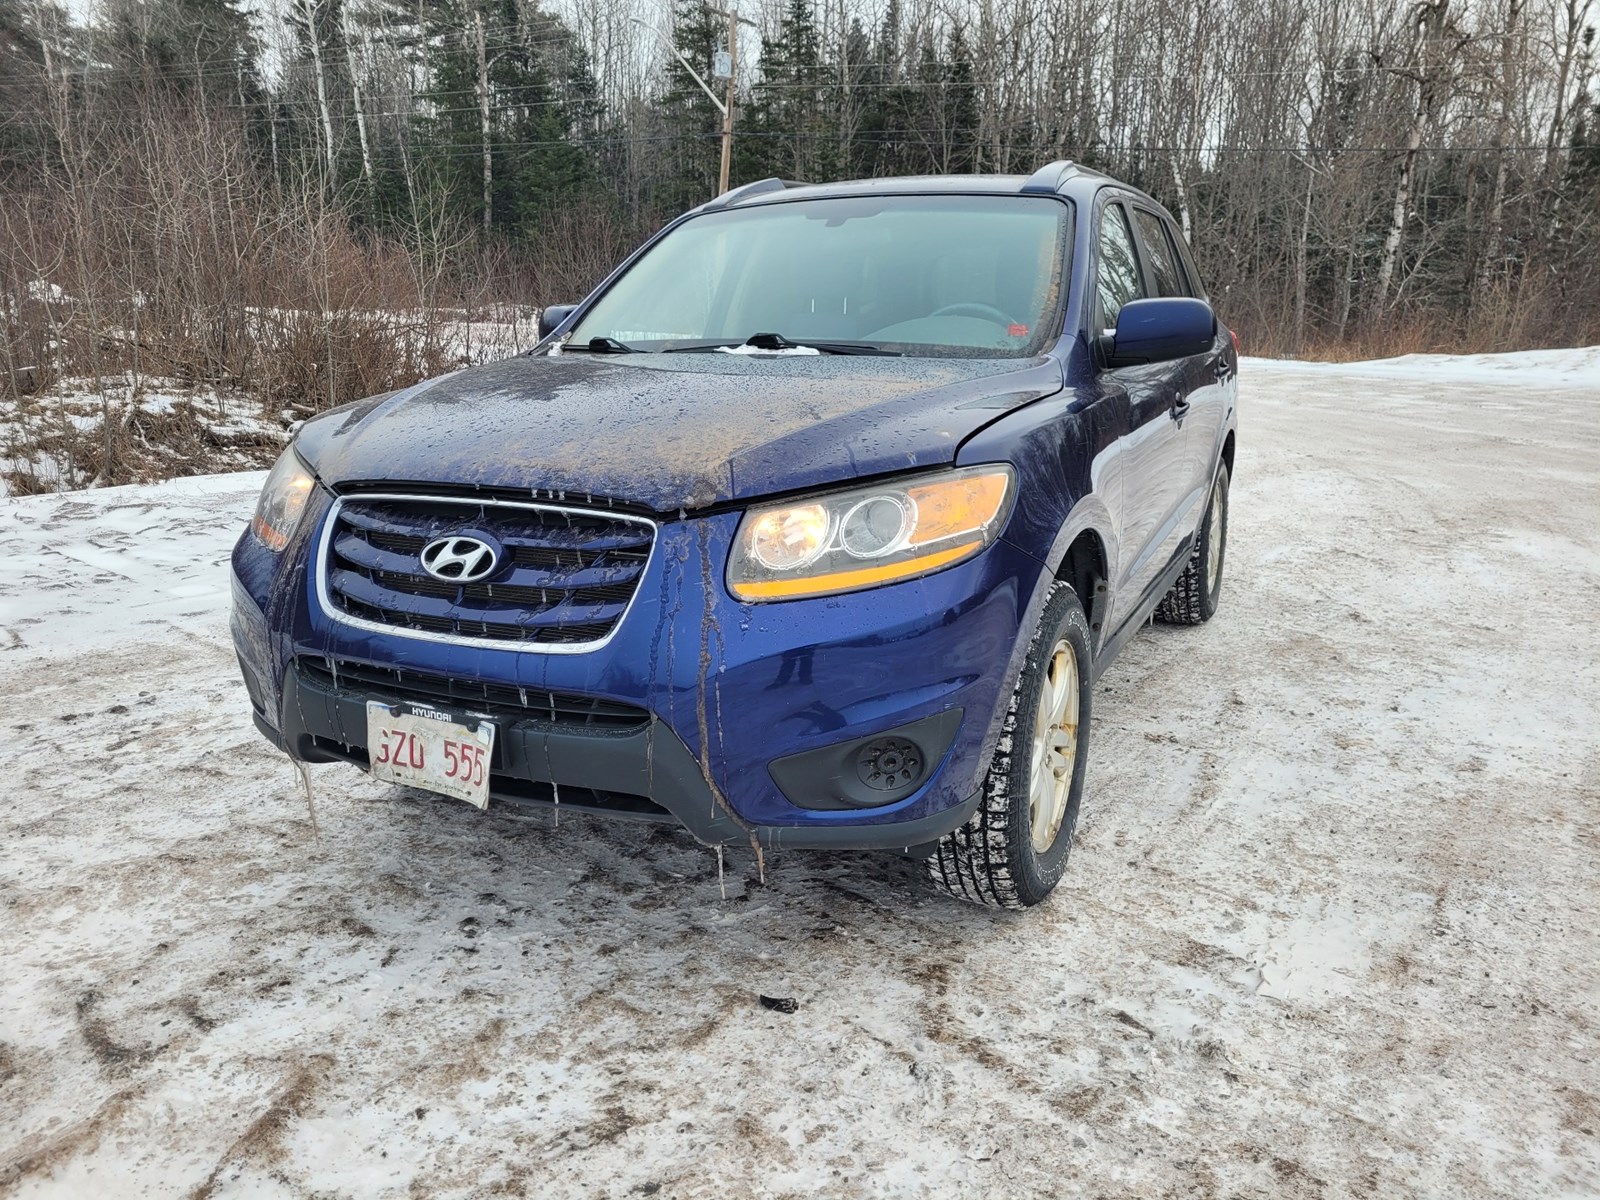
[419,535,499,583]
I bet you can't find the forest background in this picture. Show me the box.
[2,0,1597,488]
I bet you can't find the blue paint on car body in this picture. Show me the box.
[231,163,1238,863]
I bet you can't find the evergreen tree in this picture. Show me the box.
[415,0,596,237]
[100,0,263,107]
[339,0,422,225]
[744,0,837,182]
[854,18,926,177]
[0,0,53,170]
[651,0,722,210]
[935,25,979,173]
[1569,100,1600,199]
[500,8,600,227]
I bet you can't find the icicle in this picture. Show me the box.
[295,760,320,841]
[716,844,726,901]
[551,779,560,830]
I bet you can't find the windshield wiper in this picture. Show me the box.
[563,336,640,354]
[663,332,901,356]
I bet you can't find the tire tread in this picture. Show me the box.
[927,582,1082,911]
[1156,463,1228,626]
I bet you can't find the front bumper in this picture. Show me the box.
[250,662,981,850]
[231,495,1046,849]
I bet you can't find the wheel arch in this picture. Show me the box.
[960,497,1115,819]
[1033,494,1116,654]
[1054,527,1109,649]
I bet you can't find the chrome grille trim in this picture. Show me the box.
[315,493,658,654]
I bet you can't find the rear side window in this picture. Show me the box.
[1132,209,1187,297]
[1096,203,1145,329]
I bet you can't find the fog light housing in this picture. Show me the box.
[856,737,922,792]
[768,709,962,811]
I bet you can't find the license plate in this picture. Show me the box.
[365,700,496,810]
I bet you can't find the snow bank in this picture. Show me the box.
[1244,344,1600,389]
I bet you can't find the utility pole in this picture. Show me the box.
[632,8,755,198]
[708,7,753,196]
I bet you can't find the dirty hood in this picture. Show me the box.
[294,351,1062,511]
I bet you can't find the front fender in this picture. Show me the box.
[955,366,1122,787]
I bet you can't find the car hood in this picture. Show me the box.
[294,351,1062,511]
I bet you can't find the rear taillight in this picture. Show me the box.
[1229,327,1239,355]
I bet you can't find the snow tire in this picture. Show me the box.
[927,581,1092,910]
[1156,461,1229,625]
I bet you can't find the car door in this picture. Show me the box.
[1158,211,1228,499]
[1093,199,1191,631]
[1129,206,1229,515]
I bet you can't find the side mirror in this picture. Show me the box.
[1103,297,1215,367]
[537,303,579,341]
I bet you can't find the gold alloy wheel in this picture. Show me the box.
[1029,638,1080,853]
[1206,482,1224,584]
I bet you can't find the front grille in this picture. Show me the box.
[322,495,654,648]
[298,656,650,730]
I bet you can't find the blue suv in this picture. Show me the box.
[231,162,1238,909]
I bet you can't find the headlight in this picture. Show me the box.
[728,465,1015,602]
[250,447,315,552]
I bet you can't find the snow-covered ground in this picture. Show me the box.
[1,353,1598,1197]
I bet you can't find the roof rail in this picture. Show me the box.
[1020,160,1077,194]
[702,177,807,210]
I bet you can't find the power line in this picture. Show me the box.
[267,132,1580,155]
[0,93,1574,156]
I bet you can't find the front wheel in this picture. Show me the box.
[927,582,1092,910]
[1156,461,1229,625]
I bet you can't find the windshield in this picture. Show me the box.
[567,194,1072,358]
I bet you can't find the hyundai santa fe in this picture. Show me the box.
[231,160,1238,909]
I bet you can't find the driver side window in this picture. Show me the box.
[1096,203,1145,332]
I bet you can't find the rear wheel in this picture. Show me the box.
[927,582,1092,910]
[1156,461,1229,625]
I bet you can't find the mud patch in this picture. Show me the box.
[75,988,156,1075]
[190,1056,332,1199]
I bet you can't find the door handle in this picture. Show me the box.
[1212,360,1232,381]
[1171,396,1191,421]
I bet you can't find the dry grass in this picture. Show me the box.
[0,112,559,492]
[1236,306,1600,363]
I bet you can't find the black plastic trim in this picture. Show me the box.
[261,664,980,851]
[767,709,965,810]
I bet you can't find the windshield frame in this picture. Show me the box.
[559,191,1076,361]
